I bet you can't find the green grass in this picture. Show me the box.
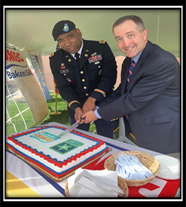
[37,92,70,126]
[6,92,141,145]
[6,100,35,135]
[37,92,98,134]
[6,92,119,139]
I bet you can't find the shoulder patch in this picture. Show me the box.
[99,40,105,44]
[49,52,55,57]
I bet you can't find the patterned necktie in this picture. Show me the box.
[126,59,135,87]
[125,59,135,120]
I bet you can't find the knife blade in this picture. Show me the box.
[55,117,85,138]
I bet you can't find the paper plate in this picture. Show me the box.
[154,155,180,180]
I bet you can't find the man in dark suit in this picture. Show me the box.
[83,15,180,153]
[49,20,117,138]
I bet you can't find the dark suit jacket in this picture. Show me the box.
[98,41,180,153]
[49,39,117,118]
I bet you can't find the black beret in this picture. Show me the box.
[52,20,76,41]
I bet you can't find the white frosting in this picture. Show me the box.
[7,127,107,176]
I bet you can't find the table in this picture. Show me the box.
[6,122,181,200]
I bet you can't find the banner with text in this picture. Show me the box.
[6,43,49,126]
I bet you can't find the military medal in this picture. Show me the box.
[88,54,102,63]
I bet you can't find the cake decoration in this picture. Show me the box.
[6,125,109,181]
[30,131,60,143]
[50,139,84,155]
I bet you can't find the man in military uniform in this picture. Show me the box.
[49,20,117,138]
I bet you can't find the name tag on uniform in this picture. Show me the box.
[60,69,69,74]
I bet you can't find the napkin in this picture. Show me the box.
[68,168,124,197]
[115,153,153,180]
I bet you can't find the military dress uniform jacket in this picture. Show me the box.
[49,39,117,118]
[97,41,180,154]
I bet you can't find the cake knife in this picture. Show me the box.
[56,117,85,138]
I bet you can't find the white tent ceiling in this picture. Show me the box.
[5,7,181,57]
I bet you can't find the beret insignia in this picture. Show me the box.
[63,23,69,32]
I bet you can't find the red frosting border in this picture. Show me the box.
[7,125,108,177]
[7,143,109,178]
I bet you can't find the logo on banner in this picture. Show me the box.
[6,49,24,63]
[6,48,33,80]
[6,68,32,79]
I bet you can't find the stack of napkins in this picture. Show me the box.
[115,153,153,180]
[67,168,124,197]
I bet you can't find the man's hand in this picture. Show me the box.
[82,111,98,124]
[82,97,96,113]
[74,107,84,123]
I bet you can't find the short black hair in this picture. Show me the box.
[113,15,145,32]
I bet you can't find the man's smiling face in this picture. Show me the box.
[113,20,148,58]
